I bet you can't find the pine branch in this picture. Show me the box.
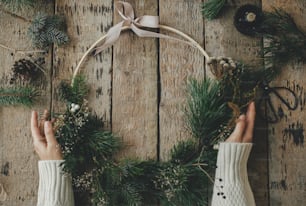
[28,13,69,48]
[0,86,38,106]
[186,78,230,145]
[260,9,306,65]
[170,140,199,164]
[157,164,208,206]
[58,75,89,105]
[202,0,227,20]
[0,0,34,11]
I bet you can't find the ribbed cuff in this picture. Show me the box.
[216,143,253,184]
[37,160,74,206]
[211,143,255,206]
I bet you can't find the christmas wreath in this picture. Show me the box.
[50,2,304,205]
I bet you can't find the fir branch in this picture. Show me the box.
[0,0,34,11]
[97,160,160,206]
[0,86,38,106]
[157,164,208,206]
[57,112,119,176]
[28,13,69,48]
[260,9,306,65]
[186,78,229,145]
[0,42,46,56]
[202,0,227,20]
[58,75,89,105]
[170,140,199,164]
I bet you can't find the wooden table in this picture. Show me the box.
[0,0,305,205]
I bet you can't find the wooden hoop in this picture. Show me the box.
[71,25,210,85]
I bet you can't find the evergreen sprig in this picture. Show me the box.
[0,86,38,106]
[170,140,198,164]
[260,9,306,66]
[58,75,89,105]
[28,13,69,48]
[202,0,227,20]
[157,163,207,206]
[56,112,120,176]
[0,0,34,11]
[186,78,230,145]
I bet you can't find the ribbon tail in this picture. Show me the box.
[0,183,7,202]
[94,21,125,55]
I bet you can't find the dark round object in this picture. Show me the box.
[234,4,263,36]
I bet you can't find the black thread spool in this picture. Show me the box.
[234,4,263,36]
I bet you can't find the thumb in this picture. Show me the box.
[44,121,57,145]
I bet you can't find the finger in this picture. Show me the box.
[44,121,58,146]
[39,110,49,134]
[31,111,47,152]
[226,115,246,143]
[33,139,45,154]
[42,109,50,121]
[243,102,256,143]
[31,111,42,140]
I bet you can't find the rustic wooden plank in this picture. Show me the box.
[0,2,54,205]
[52,2,113,204]
[53,0,113,127]
[262,1,306,205]
[204,1,269,205]
[112,0,158,159]
[159,0,205,161]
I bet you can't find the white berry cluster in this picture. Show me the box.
[70,103,80,113]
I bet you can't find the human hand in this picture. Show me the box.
[31,110,63,160]
[226,102,256,143]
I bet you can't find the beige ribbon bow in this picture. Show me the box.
[95,1,192,54]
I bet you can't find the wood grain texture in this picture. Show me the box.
[53,0,113,127]
[53,1,113,205]
[159,0,205,161]
[262,1,306,205]
[112,0,158,160]
[0,2,54,205]
[2,0,306,205]
[204,1,269,205]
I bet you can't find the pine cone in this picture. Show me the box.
[10,58,44,84]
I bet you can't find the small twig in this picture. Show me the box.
[0,7,32,22]
[195,147,214,184]
[195,163,214,184]
[0,42,45,56]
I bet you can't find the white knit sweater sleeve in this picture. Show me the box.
[211,142,255,206]
[37,160,74,206]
